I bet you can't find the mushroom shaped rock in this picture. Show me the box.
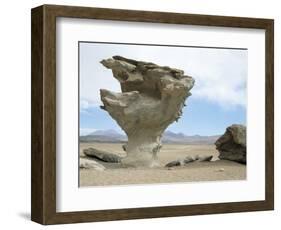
[100,56,195,167]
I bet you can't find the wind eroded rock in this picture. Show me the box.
[100,56,194,167]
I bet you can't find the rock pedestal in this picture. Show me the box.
[100,56,194,167]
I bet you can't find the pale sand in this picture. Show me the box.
[79,143,246,187]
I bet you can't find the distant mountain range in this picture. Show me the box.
[80,129,127,143]
[80,129,220,145]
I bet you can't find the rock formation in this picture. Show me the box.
[215,124,246,164]
[100,56,195,167]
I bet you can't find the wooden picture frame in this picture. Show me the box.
[31,4,274,225]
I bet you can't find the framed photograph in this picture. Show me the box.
[31,4,274,225]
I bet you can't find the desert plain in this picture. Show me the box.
[79,142,246,187]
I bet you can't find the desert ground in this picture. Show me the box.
[79,142,246,187]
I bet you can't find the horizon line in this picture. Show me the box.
[79,128,225,137]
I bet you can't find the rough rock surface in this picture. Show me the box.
[215,124,246,164]
[83,148,122,163]
[79,158,105,171]
[100,56,194,167]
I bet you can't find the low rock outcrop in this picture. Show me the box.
[83,148,122,163]
[79,158,105,171]
[165,155,213,168]
[215,124,246,164]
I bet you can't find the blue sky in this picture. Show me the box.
[79,42,247,136]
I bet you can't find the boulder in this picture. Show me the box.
[183,156,196,164]
[79,158,105,171]
[83,148,122,163]
[165,160,182,168]
[215,124,246,164]
[196,155,213,162]
[165,155,213,168]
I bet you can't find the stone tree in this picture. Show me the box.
[100,56,194,167]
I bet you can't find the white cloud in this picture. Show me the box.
[80,99,94,114]
[181,49,247,108]
[80,43,247,110]
[80,99,89,110]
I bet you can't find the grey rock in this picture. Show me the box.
[122,144,127,151]
[83,148,122,163]
[196,155,213,162]
[215,124,246,164]
[215,168,225,172]
[79,158,105,171]
[183,156,196,164]
[165,160,182,168]
[165,154,213,168]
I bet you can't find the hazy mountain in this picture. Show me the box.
[89,129,123,137]
[162,132,220,144]
[162,131,186,142]
[80,129,126,143]
[80,129,220,145]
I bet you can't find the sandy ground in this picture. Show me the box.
[79,143,246,187]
